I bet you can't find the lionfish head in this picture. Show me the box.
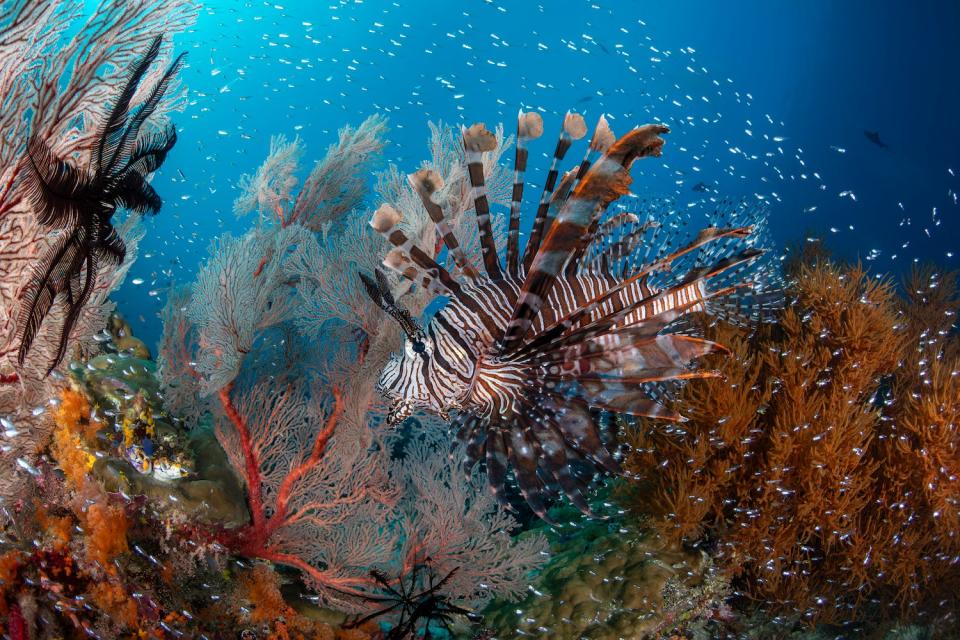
[361,270,451,425]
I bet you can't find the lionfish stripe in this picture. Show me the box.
[521,112,587,272]
[507,111,544,277]
[519,299,698,365]
[498,125,670,356]
[408,169,479,280]
[540,335,727,376]
[462,124,502,280]
[515,225,753,358]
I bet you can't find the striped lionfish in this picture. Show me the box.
[363,111,770,519]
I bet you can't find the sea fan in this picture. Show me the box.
[17,34,184,374]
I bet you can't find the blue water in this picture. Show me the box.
[118,0,960,347]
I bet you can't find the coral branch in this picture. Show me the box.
[218,383,265,533]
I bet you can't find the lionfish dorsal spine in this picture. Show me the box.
[461,123,502,280]
[520,111,588,273]
[497,123,670,356]
[382,248,451,298]
[408,169,479,281]
[370,204,493,314]
[506,111,544,278]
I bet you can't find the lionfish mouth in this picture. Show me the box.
[386,398,414,426]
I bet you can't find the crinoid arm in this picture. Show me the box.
[114,169,163,215]
[15,228,88,370]
[95,34,186,177]
[22,135,91,229]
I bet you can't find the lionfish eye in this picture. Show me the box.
[412,340,426,355]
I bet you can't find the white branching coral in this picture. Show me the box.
[232,115,388,231]
[285,210,389,336]
[233,134,305,221]
[291,114,388,231]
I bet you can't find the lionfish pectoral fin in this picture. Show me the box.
[505,424,555,523]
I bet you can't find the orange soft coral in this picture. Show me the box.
[82,502,129,572]
[50,387,102,489]
[90,580,138,628]
[623,262,960,628]
[0,550,24,616]
[230,564,378,640]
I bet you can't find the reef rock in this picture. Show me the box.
[482,506,728,639]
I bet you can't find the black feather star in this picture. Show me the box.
[342,560,476,639]
[17,35,185,375]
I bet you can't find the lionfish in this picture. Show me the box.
[363,111,772,519]
[17,35,185,375]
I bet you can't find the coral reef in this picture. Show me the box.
[482,498,731,640]
[621,261,960,633]
[158,117,547,632]
[0,0,196,502]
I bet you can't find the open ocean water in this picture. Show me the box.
[120,0,960,345]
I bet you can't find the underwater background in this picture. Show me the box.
[121,0,960,346]
[1,1,960,639]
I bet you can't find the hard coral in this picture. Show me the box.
[623,262,960,629]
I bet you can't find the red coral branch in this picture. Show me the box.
[218,383,265,532]
[213,384,350,577]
